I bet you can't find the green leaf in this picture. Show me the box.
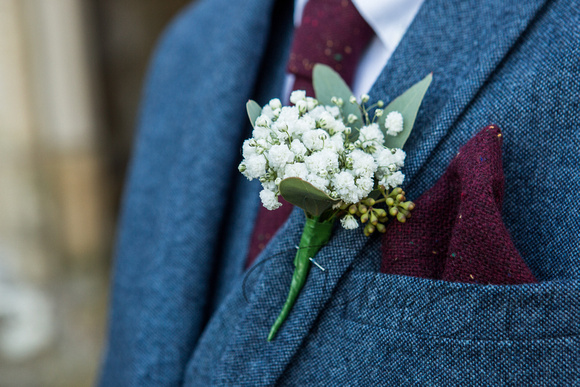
[279,177,339,217]
[246,100,262,127]
[380,73,432,149]
[369,188,382,200]
[312,64,362,131]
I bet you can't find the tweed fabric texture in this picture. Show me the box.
[247,0,374,266]
[279,263,580,385]
[381,125,537,284]
[100,0,580,385]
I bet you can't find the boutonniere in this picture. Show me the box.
[239,64,431,341]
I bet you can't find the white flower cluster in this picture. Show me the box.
[239,91,406,211]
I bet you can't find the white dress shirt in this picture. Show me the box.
[287,0,424,99]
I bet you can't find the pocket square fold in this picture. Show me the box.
[381,125,537,285]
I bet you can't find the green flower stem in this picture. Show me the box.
[267,216,334,341]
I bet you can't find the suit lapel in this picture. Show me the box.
[211,0,296,311]
[113,0,281,380]
[368,0,550,192]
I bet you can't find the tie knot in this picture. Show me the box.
[287,0,375,95]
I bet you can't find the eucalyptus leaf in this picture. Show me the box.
[279,177,339,217]
[380,73,432,149]
[246,99,262,128]
[312,64,362,131]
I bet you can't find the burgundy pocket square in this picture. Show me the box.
[381,125,537,285]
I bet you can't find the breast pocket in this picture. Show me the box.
[278,270,580,386]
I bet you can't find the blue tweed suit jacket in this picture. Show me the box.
[100,0,580,385]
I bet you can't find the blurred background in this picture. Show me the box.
[0,0,190,385]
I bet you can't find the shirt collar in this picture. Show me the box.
[294,0,425,53]
[353,0,424,53]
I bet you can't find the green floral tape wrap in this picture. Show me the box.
[267,217,334,341]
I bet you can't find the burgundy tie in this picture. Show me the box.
[246,0,375,266]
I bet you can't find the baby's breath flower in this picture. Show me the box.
[290,90,306,104]
[375,148,405,169]
[340,214,359,230]
[306,97,318,111]
[261,105,275,119]
[385,111,404,136]
[252,126,271,140]
[359,123,385,149]
[296,100,308,114]
[330,97,343,107]
[278,106,299,123]
[351,150,377,177]
[261,180,276,191]
[326,105,341,118]
[361,94,370,103]
[318,111,337,130]
[268,144,294,169]
[332,171,360,203]
[242,139,257,159]
[302,129,328,151]
[356,176,374,192]
[392,149,406,168]
[269,98,282,110]
[333,121,347,134]
[305,149,339,177]
[382,171,405,189]
[290,139,307,157]
[260,189,282,210]
[255,138,270,152]
[283,163,309,180]
[327,133,345,153]
[255,115,271,128]
[240,96,406,209]
[307,173,330,193]
[306,106,325,121]
[291,115,314,136]
[243,154,267,180]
